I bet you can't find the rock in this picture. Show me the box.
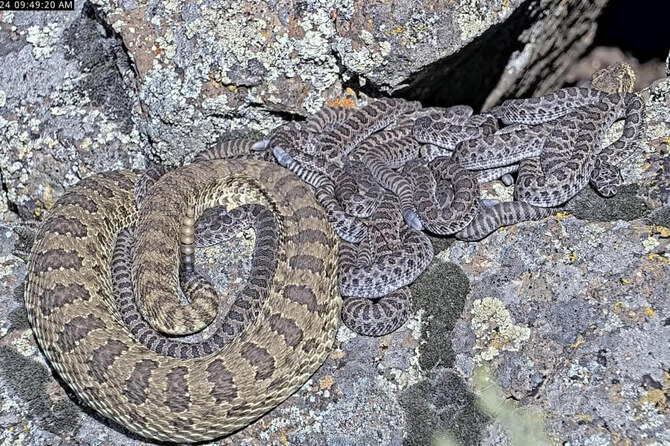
[0,4,146,220]
[564,46,667,91]
[2,2,668,445]
[439,76,670,444]
[3,75,669,444]
[2,0,611,217]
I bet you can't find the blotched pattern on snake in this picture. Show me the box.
[25,160,340,442]
[24,63,646,443]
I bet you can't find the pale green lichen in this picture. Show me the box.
[11,329,38,357]
[0,191,8,216]
[435,366,554,446]
[201,95,231,114]
[457,0,515,42]
[130,0,347,154]
[1,11,14,23]
[154,29,177,60]
[379,41,392,57]
[25,23,63,59]
[643,236,660,252]
[360,29,375,46]
[471,297,531,361]
[333,38,385,76]
[296,30,331,61]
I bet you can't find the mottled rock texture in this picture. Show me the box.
[2,0,610,217]
[3,1,669,445]
[0,4,146,220]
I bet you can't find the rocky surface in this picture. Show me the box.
[1,0,610,219]
[0,4,146,220]
[1,76,668,445]
[2,2,669,446]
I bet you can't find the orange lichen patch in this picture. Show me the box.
[648,225,670,238]
[329,349,345,360]
[639,388,668,412]
[318,375,334,391]
[647,253,670,264]
[326,97,356,108]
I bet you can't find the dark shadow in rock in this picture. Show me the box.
[11,221,40,262]
[646,206,670,228]
[394,0,541,110]
[62,1,137,133]
[6,324,270,445]
[428,234,456,255]
[593,0,670,63]
[0,346,81,437]
[409,261,469,371]
[9,282,30,331]
[565,184,649,221]
[403,247,489,444]
[7,276,187,446]
[0,340,188,445]
[400,368,490,446]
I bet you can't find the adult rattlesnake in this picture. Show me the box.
[24,160,339,443]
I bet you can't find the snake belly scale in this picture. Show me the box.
[24,159,340,443]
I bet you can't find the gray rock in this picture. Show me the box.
[440,77,670,445]
[1,2,668,445]
[2,0,612,219]
[0,4,146,220]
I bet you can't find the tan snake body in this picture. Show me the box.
[24,159,340,442]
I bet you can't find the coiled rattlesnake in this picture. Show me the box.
[24,160,339,443]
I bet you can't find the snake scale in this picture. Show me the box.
[24,62,646,443]
[24,160,340,442]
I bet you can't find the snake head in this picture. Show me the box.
[403,210,423,231]
[272,147,294,168]
[251,139,270,151]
